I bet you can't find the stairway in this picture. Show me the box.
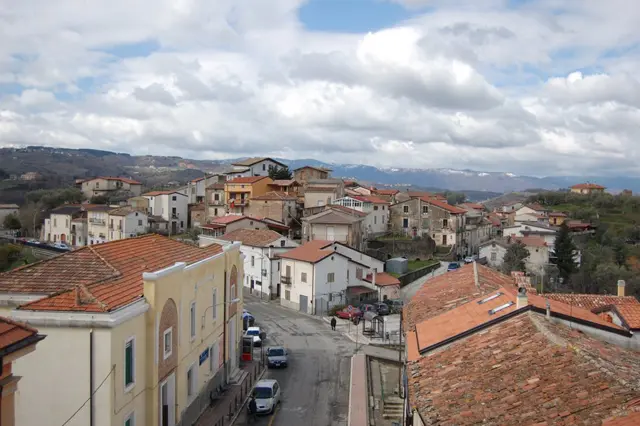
[228,367,248,385]
[382,396,404,420]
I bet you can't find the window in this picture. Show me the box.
[422,205,428,214]
[491,252,497,261]
[403,205,409,213]
[210,342,219,373]
[280,240,285,247]
[443,219,448,227]
[402,218,409,228]
[251,256,255,267]
[163,328,172,360]
[231,284,236,299]
[54,218,57,226]
[356,268,363,279]
[172,207,177,215]
[262,164,266,171]
[172,196,177,201]
[327,273,335,283]
[212,289,218,320]
[374,216,377,224]
[138,219,143,226]
[191,187,196,194]
[301,272,307,283]
[187,365,196,398]
[124,412,135,426]
[214,193,220,201]
[124,337,135,390]
[374,205,379,211]
[285,290,290,301]
[190,301,196,340]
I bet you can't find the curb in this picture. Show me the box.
[230,366,267,426]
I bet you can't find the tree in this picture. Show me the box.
[551,222,578,285]
[269,166,292,180]
[0,244,22,272]
[3,213,21,230]
[25,187,84,210]
[90,195,109,204]
[444,191,466,205]
[501,241,529,274]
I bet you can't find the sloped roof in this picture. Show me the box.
[278,240,336,263]
[2,235,223,312]
[571,183,606,189]
[270,179,299,187]
[0,316,44,356]
[364,272,400,287]
[219,229,283,247]
[231,157,286,167]
[81,176,142,185]
[293,165,332,173]
[142,190,186,196]
[351,195,389,205]
[373,189,399,196]
[251,191,297,201]
[613,304,640,329]
[108,206,145,217]
[227,176,269,184]
[211,215,258,224]
[408,313,640,425]
[0,204,19,209]
[421,197,467,214]
[543,293,639,312]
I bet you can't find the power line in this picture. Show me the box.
[60,365,115,426]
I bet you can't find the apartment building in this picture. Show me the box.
[106,207,148,241]
[303,179,345,208]
[143,191,189,234]
[0,235,244,426]
[78,177,142,199]
[247,191,298,227]
[225,158,288,180]
[86,205,116,244]
[332,195,389,237]
[224,176,273,215]
[301,206,366,250]
[205,183,226,220]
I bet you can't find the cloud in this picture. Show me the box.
[1,0,640,176]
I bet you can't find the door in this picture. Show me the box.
[228,316,237,371]
[402,218,409,229]
[299,295,308,314]
[326,226,335,241]
[160,373,176,426]
[171,221,177,234]
[442,235,447,245]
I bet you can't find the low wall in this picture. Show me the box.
[398,262,441,287]
[348,354,368,426]
[366,237,436,260]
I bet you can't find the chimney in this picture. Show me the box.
[516,287,528,308]
[545,299,551,320]
[617,280,626,297]
[473,260,480,288]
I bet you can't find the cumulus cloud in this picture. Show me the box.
[1,0,640,176]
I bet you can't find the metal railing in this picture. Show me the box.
[281,276,292,285]
[89,218,105,225]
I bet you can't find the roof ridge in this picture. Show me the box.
[74,283,109,311]
[86,245,122,277]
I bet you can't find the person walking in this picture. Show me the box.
[331,317,337,331]
[248,395,258,423]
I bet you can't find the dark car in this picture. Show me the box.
[359,304,376,314]
[374,303,390,316]
[266,346,288,368]
[447,262,461,272]
[384,299,404,314]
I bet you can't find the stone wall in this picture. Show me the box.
[366,237,436,261]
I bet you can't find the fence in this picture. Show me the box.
[398,262,441,288]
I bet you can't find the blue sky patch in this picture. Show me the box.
[98,39,160,58]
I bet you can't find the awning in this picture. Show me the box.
[347,286,377,296]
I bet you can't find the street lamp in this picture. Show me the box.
[201,297,240,329]
[200,297,241,386]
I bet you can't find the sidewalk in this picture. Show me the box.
[195,361,266,426]
[321,315,403,347]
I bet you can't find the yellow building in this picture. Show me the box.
[224,176,273,214]
[548,211,567,226]
[570,183,606,195]
[0,234,244,426]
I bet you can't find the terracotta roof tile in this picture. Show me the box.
[364,272,400,287]
[571,183,606,189]
[206,183,225,190]
[304,186,336,193]
[270,179,299,187]
[81,176,142,185]
[143,190,186,196]
[278,240,334,263]
[0,316,42,353]
[108,206,145,216]
[614,304,640,329]
[227,176,270,184]
[219,229,284,247]
[10,234,223,313]
[210,215,263,225]
[251,191,297,201]
[543,293,639,312]
[408,314,640,425]
[549,211,568,217]
[604,411,640,425]
[293,165,332,173]
[352,195,389,204]
[373,189,399,196]
[513,235,548,247]
[421,197,467,214]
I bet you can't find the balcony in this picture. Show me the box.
[230,199,249,207]
[89,218,105,225]
[281,276,292,285]
[208,200,225,206]
[171,214,179,219]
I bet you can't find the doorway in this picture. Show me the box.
[228,316,237,371]
[160,373,175,426]
[326,226,335,241]
[171,221,177,235]
[299,295,308,314]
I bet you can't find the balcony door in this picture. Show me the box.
[326,226,335,241]
[160,373,175,426]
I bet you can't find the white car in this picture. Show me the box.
[244,326,262,347]
[252,379,281,414]
[53,242,71,250]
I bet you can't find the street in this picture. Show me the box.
[234,294,356,426]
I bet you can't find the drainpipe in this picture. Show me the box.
[223,269,228,384]
[90,329,94,426]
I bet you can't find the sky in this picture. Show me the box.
[1,0,640,177]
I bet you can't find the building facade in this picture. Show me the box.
[224,176,273,215]
[143,191,189,234]
[78,177,142,199]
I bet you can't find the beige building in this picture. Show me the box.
[303,179,345,209]
[302,206,366,250]
[205,183,226,220]
[247,191,298,226]
[0,234,244,426]
[225,176,273,215]
[78,177,143,199]
[128,196,150,213]
[293,166,332,188]
[570,183,606,195]
[200,215,269,238]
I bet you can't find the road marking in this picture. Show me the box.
[267,405,280,426]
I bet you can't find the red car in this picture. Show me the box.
[336,306,362,319]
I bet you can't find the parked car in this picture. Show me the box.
[447,262,461,272]
[359,304,377,314]
[266,346,289,368]
[336,306,362,319]
[384,299,404,314]
[374,302,390,316]
[252,379,281,414]
[242,310,255,330]
[52,242,71,250]
[464,255,478,264]
[244,326,263,347]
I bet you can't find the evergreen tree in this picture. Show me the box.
[269,166,292,180]
[501,241,529,274]
[552,222,578,285]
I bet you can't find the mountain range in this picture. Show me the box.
[1,146,639,196]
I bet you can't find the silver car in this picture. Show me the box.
[253,379,281,414]
[267,346,288,368]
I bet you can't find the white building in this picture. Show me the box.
[479,236,550,274]
[42,205,83,244]
[187,174,226,204]
[503,222,557,249]
[106,206,149,241]
[225,157,288,180]
[87,205,115,245]
[142,190,189,234]
[332,195,390,236]
[219,228,298,299]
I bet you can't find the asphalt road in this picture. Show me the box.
[234,294,356,426]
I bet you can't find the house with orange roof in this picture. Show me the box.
[224,176,273,214]
[371,188,400,203]
[0,234,245,426]
[301,206,367,250]
[479,235,550,273]
[570,182,606,195]
[405,278,640,425]
[0,316,45,426]
[278,240,385,313]
[333,195,390,236]
[199,215,269,238]
[246,191,299,227]
[515,203,549,224]
[548,211,568,226]
[78,176,143,199]
[142,190,189,234]
[303,178,345,208]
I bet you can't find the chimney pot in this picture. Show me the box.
[617,280,626,297]
[516,286,528,308]
[545,299,551,320]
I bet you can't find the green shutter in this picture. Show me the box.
[125,342,133,385]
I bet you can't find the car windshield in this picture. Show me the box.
[246,329,260,336]
[254,387,272,399]
[268,348,285,356]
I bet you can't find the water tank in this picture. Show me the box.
[386,257,409,275]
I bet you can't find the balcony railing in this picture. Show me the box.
[281,276,292,285]
[208,200,225,206]
[311,233,349,242]
[89,218,105,225]
[171,214,179,219]
[230,199,249,207]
